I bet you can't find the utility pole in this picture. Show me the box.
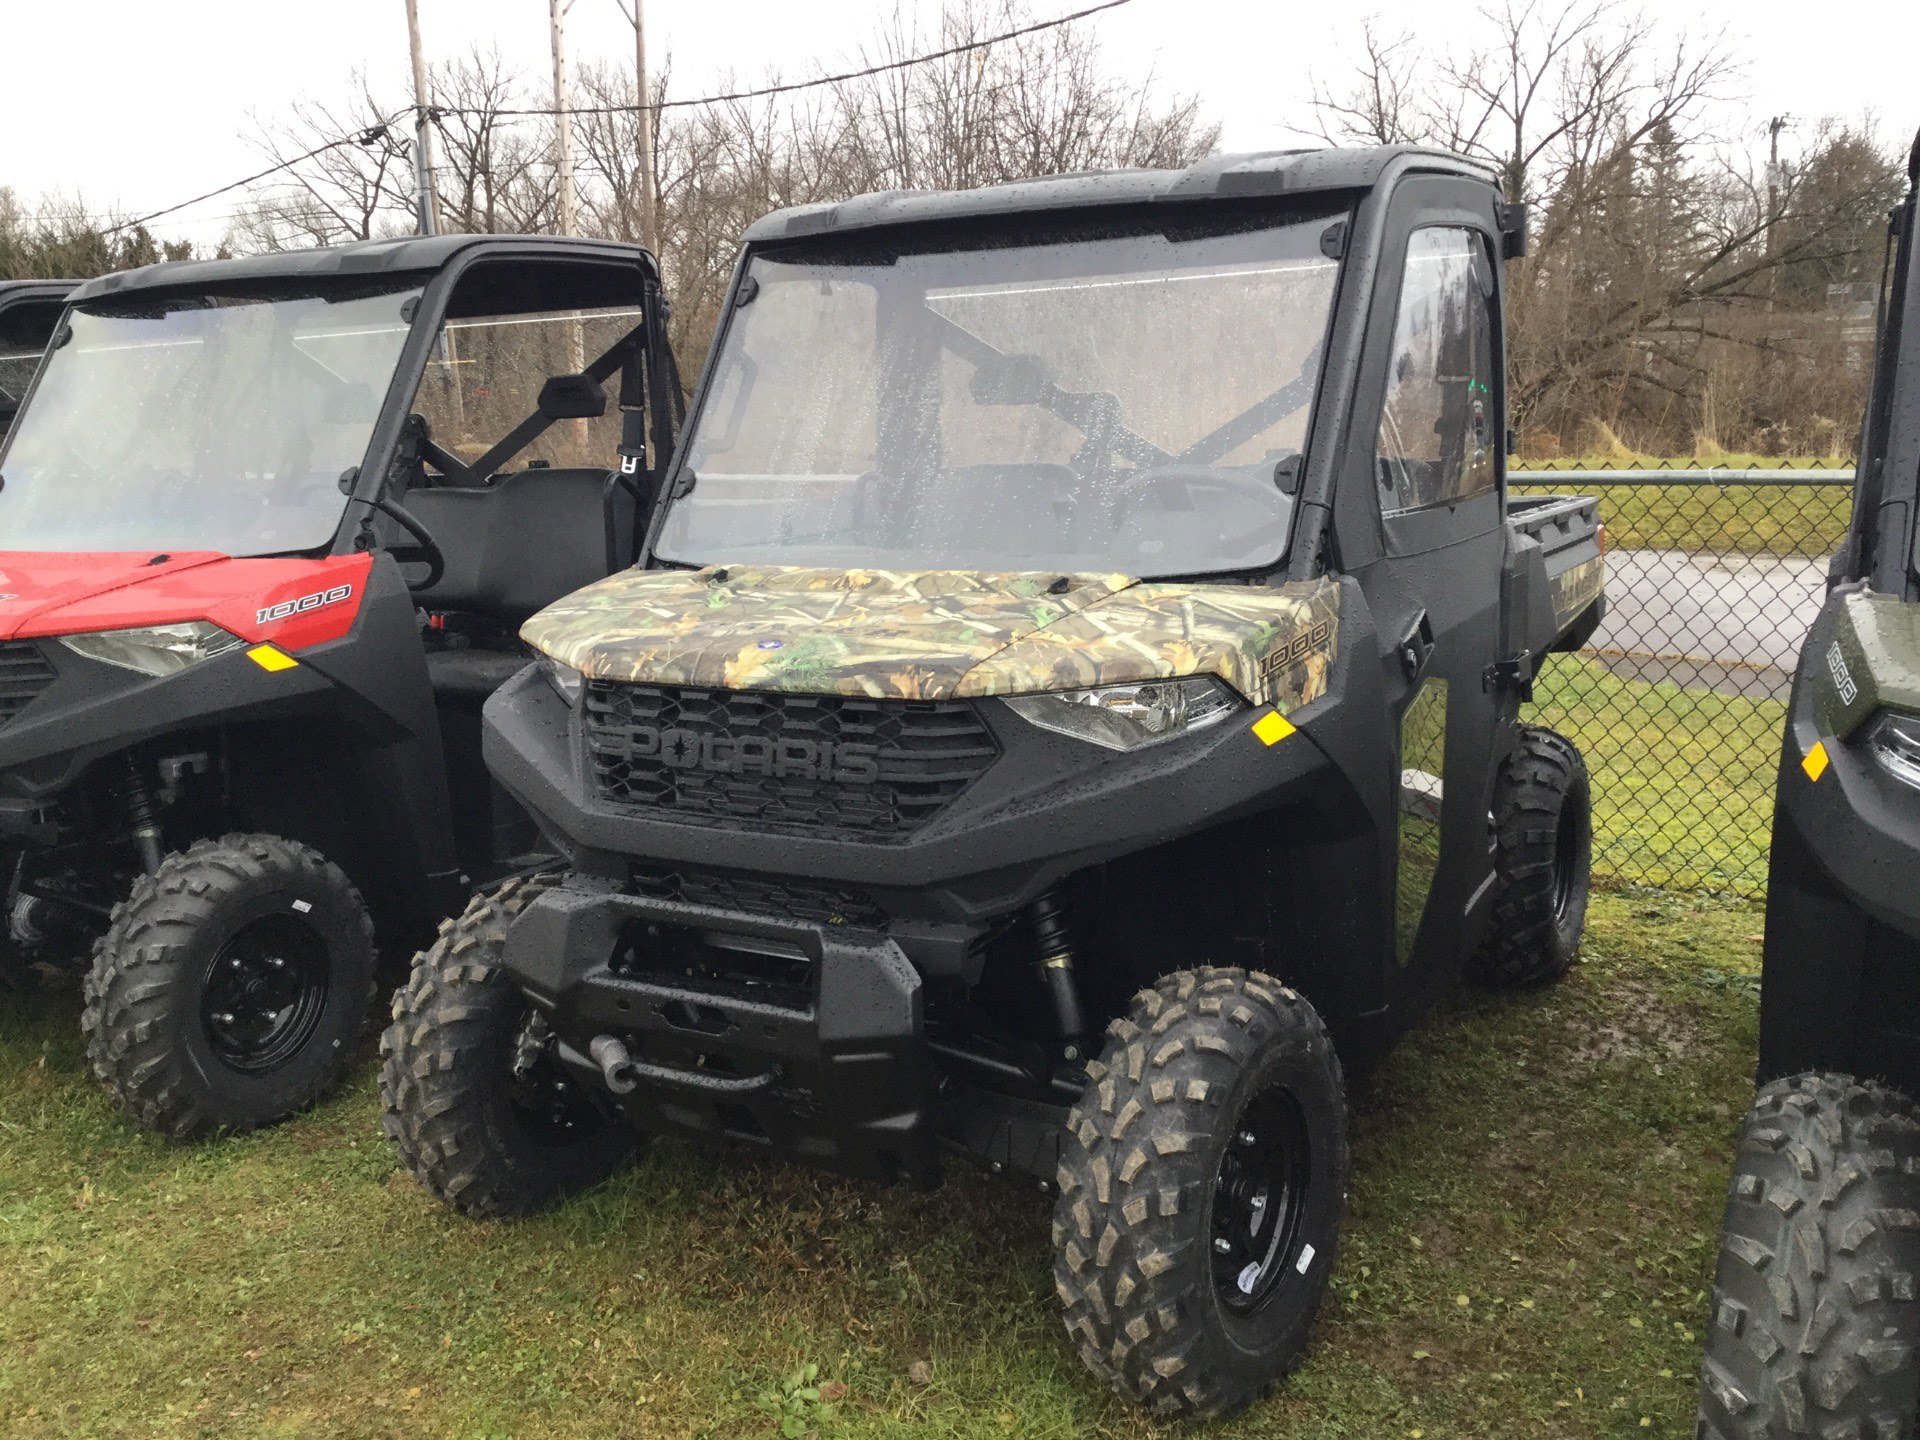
[549,0,586,443]
[1766,115,1791,245]
[548,0,578,238]
[1766,115,1792,314]
[614,0,659,253]
[405,0,439,236]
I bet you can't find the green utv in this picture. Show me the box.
[1697,134,1920,1440]
[382,146,1606,1418]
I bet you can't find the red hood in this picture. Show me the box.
[0,551,372,651]
[0,552,230,640]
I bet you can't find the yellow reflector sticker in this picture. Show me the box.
[1801,740,1829,782]
[1252,711,1296,747]
[246,644,299,673]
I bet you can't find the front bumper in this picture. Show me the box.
[504,876,934,1183]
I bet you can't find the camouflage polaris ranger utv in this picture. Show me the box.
[1696,133,1920,1440]
[382,146,1605,1418]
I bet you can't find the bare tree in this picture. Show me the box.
[430,48,555,235]
[1317,1,1897,454]
[1313,21,1455,148]
[228,71,411,251]
[573,0,1217,375]
[832,0,1218,193]
[223,0,1214,358]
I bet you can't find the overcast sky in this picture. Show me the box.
[5,0,1916,248]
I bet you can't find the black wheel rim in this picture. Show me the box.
[506,1011,608,1145]
[1211,1083,1313,1315]
[201,914,331,1075]
[1552,800,1582,923]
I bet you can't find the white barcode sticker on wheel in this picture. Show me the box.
[1296,1243,1316,1274]
[291,899,312,913]
[1236,1262,1261,1294]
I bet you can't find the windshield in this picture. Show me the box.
[0,285,420,555]
[655,211,1343,577]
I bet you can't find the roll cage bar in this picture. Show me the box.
[1849,130,1920,598]
[315,237,682,574]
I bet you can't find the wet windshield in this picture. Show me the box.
[655,211,1343,577]
[0,284,419,555]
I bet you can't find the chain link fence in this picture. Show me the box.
[1509,461,1855,896]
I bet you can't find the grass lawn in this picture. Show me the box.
[0,884,1762,1439]
[1529,658,1784,896]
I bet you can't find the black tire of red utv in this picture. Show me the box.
[81,834,377,1141]
[1697,1073,1920,1440]
[380,874,637,1219]
[1467,724,1591,986]
[1052,966,1349,1420]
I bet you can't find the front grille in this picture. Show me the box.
[627,864,887,930]
[0,642,56,727]
[584,683,998,837]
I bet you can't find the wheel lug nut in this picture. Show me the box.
[1249,1196,1265,1210]
[1213,1237,1233,1254]
[1237,1131,1256,1147]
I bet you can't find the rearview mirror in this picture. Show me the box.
[538,373,609,421]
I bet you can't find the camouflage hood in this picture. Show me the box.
[522,565,1339,711]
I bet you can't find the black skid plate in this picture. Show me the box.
[502,880,935,1184]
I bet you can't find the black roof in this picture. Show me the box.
[0,279,79,304]
[742,146,1499,245]
[69,233,658,306]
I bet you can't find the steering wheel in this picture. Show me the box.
[371,496,446,592]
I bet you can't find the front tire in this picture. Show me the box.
[1469,723,1591,986]
[1052,966,1349,1420]
[81,834,376,1140]
[1697,1073,1920,1440]
[381,874,636,1218]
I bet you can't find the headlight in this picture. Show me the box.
[1005,676,1242,751]
[61,622,246,677]
[540,654,584,705]
[1867,711,1920,790]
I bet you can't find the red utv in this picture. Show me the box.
[0,235,679,1138]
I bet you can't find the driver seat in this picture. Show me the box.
[405,466,636,699]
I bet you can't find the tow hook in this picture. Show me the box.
[589,1035,640,1094]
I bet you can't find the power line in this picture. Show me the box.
[105,0,1136,236]
[106,125,398,235]
[437,0,1136,118]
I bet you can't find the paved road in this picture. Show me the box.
[1586,548,1829,700]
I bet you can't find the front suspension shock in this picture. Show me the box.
[123,758,165,875]
[1028,890,1087,1044]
